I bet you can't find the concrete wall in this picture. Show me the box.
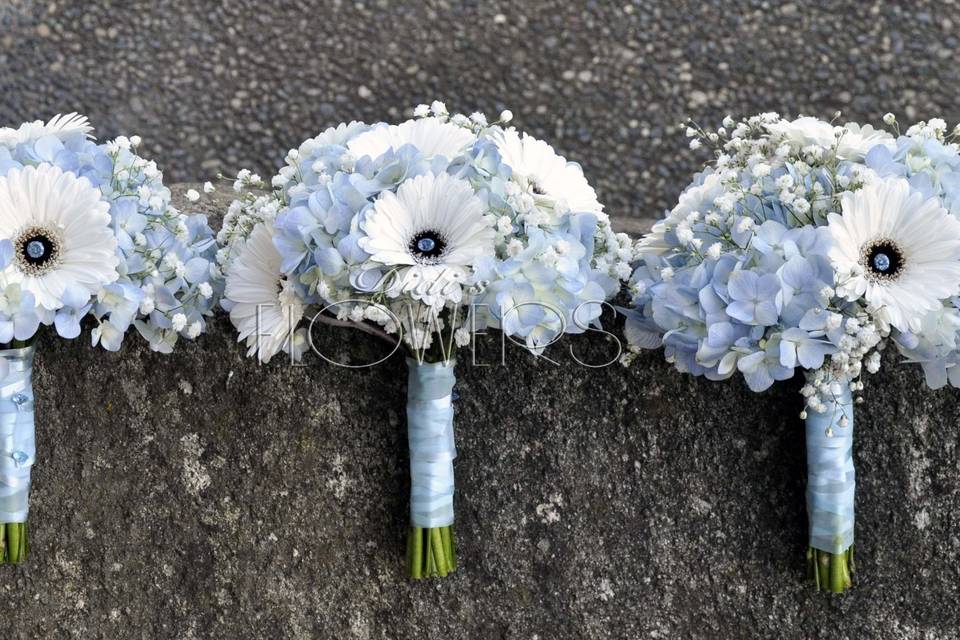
[0,185,957,638]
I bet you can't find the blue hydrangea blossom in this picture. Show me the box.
[0,115,222,351]
[625,113,960,411]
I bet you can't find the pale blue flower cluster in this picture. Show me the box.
[0,126,222,351]
[864,134,960,216]
[627,114,960,401]
[626,186,840,391]
[254,110,631,354]
[864,120,960,387]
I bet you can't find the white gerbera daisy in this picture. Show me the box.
[837,123,895,161]
[312,121,368,147]
[225,221,305,363]
[359,172,494,306]
[346,117,475,161]
[491,127,602,214]
[765,116,834,150]
[764,116,894,161]
[828,177,960,332]
[0,164,118,310]
[0,113,94,148]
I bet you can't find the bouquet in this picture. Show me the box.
[219,102,635,578]
[623,112,960,592]
[0,114,222,563]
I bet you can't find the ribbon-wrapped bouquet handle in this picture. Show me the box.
[805,384,855,592]
[0,346,36,563]
[405,358,458,578]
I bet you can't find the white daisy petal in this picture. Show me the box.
[0,112,94,148]
[828,177,960,332]
[225,221,305,363]
[491,127,602,215]
[359,172,495,306]
[0,164,119,310]
[346,118,475,161]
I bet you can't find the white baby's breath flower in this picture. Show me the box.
[454,327,472,347]
[751,163,771,178]
[865,351,881,373]
[186,189,200,202]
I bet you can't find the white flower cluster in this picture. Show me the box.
[799,311,887,417]
[0,116,221,351]
[219,103,635,362]
[216,187,282,269]
[627,112,960,414]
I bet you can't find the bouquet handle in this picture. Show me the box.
[404,358,457,578]
[0,346,36,564]
[805,384,855,592]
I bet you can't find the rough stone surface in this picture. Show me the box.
[2,3,960,637]
[1,186,959,639]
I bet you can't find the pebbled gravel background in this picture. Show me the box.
[3,2,960,638]
[3,1,960,222]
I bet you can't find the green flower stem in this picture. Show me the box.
[409,527,423,579]
[431,527,448,577]
[808,546,853,593]
[407,526,457,579]
[2,522,28,564]
[425,533,436,576]
[441,526,456,571]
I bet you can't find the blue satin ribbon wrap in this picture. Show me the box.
[0,346,35,524]
[406,358,456,528]
[805,385,855,555]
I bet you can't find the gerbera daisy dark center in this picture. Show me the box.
[14,225,62,276]
[410,230,447,263]
[861,238,905,282]
[528,174,547,196]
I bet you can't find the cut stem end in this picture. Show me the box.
[406,525,457,579]
[807,546,853,593]
[0,522,29,564]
